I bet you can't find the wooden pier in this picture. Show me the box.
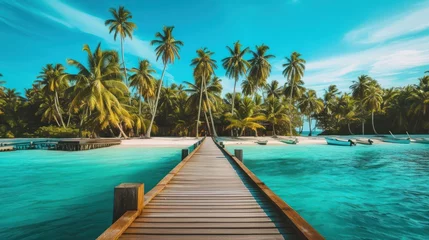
[0,146,14,152]
[98,138,324,240]
[55,139,121,151]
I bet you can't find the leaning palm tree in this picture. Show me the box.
[105,6,136,87]
[222,41,250,119]
[146,26,183,138]
[225,96,266,136]
[283,52,306,136]
[67,43,131,137]
[299,90,323,136]
[191,48,217,137]
[129,59,156,115]
[263,96,289,136]
[363,83,383,134]
[350,75,373,134]
[37,64,68,128]
[248,44,275,92]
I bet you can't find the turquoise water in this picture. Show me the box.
[227,144,429,239]
[0,146,183,239]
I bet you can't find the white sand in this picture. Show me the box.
[118,137,201,148]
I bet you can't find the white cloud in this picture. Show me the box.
[344,1,429,44]
[302,36,429,93]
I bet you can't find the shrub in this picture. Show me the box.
[34,126,89,138]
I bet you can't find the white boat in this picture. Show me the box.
[256,140,268,145]
[325,137,356,146]
[412,138,429,144]
[381,131,411,144]
[355,138,374,145]
[280,138,299,144]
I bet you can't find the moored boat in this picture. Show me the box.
[381,131,411,144]
[280,138,299,144]
[325,137,356,146]
[355,138,374,145]
[256,140,268,145]
[381,137,410,144]
[412,138,429,144]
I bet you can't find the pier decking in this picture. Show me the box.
[99,138,324,240]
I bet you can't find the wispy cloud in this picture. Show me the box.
[0,0,161,68]
[345,1,429,44]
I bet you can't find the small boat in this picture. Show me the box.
[256,140,268,145]
[355,138,374,145]
[381,131,410,144]
[325,137,356,146]
[412,138,429,144]
[280,138,299,144]
[406,132,429,144]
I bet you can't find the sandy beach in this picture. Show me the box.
[118,137,202,147]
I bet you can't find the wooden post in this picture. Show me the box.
[234,149,243,162]
[113,183,144,223]
[182,149,189,160]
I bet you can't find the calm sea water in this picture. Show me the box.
[0,146,182,239]
[227,143,429,240]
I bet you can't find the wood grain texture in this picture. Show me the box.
[100,137,322,240]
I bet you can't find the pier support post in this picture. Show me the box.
[113,183,144,223]
[182,149,189,160]
[234,149,243,162]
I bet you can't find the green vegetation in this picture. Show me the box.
[1,6,429,138]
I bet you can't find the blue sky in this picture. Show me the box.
[1,0,429,96]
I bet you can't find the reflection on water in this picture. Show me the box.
[0,146,181,239]
[227,143,429,240]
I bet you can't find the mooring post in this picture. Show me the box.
[112,183,144,223]
[182,149,189,160]
[219,142,224,148]
[234,149,243,162]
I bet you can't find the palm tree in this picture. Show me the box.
[222,41,250,121]
[146,26,183,138]
[67,43,131,137]
[37,64,68,128]
[283,52,306,136]
[191,48,217,137]
[226,96,266,136]
[248,44,275,92]
[129,60,156,116]
[241,77,256,97]
[408,88,429,131]
[264,80,283,98]
[299,90,323,136]
[363,83,383,134]
[105,6,136,87]
[263,96,289,136]
[350,75,373,135]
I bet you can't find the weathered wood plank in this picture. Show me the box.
[120,234,292,240]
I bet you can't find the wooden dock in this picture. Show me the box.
[0,146,14,152]
[98,138,324,240]
[55,139,121,151]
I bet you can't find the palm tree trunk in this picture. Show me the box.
[240,128,245,137]
[196,76,205,138]
[138,89,142,115]
[203,111,212,136]
[203,77,217,136]
[53,115,60,127]
[230,77,238,136]
[308,115,312,136]
[348,123,354,135]
[117,123,129,138]
[54,91,66,128]
[146,64,167,138]
[362,120,365,135]
[371,111,378,135]
[289,81,294,136]
[121,37,128,87]
[272,123,276,136]
[66,109,71,127]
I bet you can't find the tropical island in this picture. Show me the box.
[1,2,429,240]
[1,6,428,139]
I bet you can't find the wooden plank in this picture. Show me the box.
[120,235,291,240]
[124,228,284,235]
[97,211,139,240]
[129,222,288,229]
[134,217,285,223]
[140,212,279,218]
